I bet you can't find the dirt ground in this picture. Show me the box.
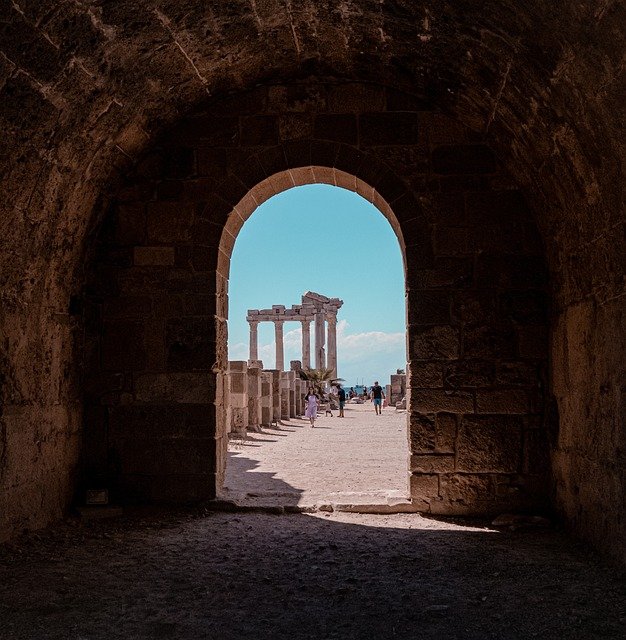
[0,507,625,640]
[223,403,410,506]
[1,404,624,639]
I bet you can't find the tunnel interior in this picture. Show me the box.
[0,1,623,566]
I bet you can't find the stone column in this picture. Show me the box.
[314,311,326,370]
[280,372,292,420]
[247,363,262,432]
[274,320,284,372]
[327,312,338,379]
[260,371,273,426]
[249,320,259,361]
[268,369,281,424]
[288,371,297,418]
[301,320,311,369]
[227,361,248,437]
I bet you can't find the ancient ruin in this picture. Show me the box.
[246,291,343,374]
[225,291,342,437]
[0,2,624,573]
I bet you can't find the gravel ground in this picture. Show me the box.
[0,508,624,640]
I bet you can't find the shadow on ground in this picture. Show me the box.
[0,506,624,640]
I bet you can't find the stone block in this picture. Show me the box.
[408,361,443,388]
[431,144,496,174]
[166,317,215,371]
[523,428,550,475]
[385,88,430,111]
[410,473,440,505]
[178,115,240,146]
[407,291,451,325]
[443,361,495,388]
[102,321,146,371]
[240,115,279,146]
[412,325,459,359]
[279,114,313,141]
[451,291,498,325]
[462,325,516,359]
[475,390,529,414]
[410,411,457,454]
[326,83,384,112]
[360,113,420,145]
[146,202,195,243]
[495,362,540,386]
[157,180,183,201]
[119,473,216,503]
[103,296,152,318]
[434,226,469,256]
[501,291,549,325]
[268,84,327,113]
[475,254,548,289]
[108,404,215,440]
[457,415,523,473]
[411,454,455,473]
[413,258,473,289]
[116,437,216,476]
[412,390,473,414]
[133,246,175,266]
[435,413,458,453]
[115,203,146,245]
[134,373,214,404]
[314,114,357,144]
[197,147,229,180]
[517,325,548,359]
[466,191,531,225]
[437,474,495,513]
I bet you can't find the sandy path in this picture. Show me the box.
[222,402,410,506]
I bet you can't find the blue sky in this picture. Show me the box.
[228,184,407,386]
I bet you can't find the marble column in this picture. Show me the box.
[327,312,338,379]
[314,311,326,370]
[301,320,311,369]
[274,319,284,371]
[249,320,259,361]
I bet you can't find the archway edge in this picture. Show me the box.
[221,165,410,279]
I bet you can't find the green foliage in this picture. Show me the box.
[298,367,337,394]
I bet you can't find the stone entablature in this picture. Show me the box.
[246,291,343,376]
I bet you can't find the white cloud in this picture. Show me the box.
[228,319,406,384]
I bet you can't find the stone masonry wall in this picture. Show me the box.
[84,82,549,516]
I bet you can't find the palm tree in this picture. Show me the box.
[297,367,337,395]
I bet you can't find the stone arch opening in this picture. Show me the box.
[79,80,551,517]
[216,174,410,504]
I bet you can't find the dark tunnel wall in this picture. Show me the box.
[0,1,623,564]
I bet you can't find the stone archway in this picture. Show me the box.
[214,170,410,499]
[81,81,550,516]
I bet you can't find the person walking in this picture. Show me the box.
[337,383,346,418]
[370,381,385,415]
[304,388,319,427]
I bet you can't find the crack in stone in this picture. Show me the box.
[484,59,512,134]
[284,0,302,57]
[153,8,211,94]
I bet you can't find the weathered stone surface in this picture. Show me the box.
[457,416,523,473]
[2,0,622,566]
[412,325,460,360]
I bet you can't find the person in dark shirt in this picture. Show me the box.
[337,383,346,418]
[370,381,385,415]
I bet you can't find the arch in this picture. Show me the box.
[80,86,551,515]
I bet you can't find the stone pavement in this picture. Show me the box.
[221,402,410,508]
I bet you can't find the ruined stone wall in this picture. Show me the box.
[83,81,549,517]
[0,1,623,563]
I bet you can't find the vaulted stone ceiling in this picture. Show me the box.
[0,1,623,307]
[0,0,624,564]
